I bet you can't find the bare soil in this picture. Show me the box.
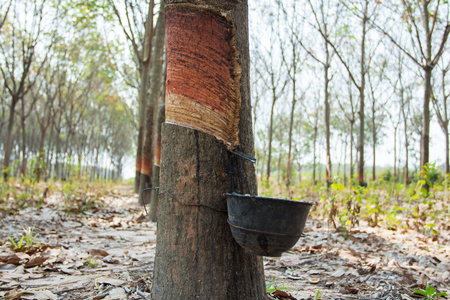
[0,185,449,300]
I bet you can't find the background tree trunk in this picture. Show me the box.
[266,88,276,181]
[134,0,155,193]
[139,3,166,200]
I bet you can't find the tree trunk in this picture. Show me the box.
[357,7,367,186]
[393,126,397,183]
[20,115,27,177]
[445,127,449,175]
[277,149,282,186]
[135,1,155,193]
[405,128,409,184]
[372,106,376,181]
[286,79,295,187]
[421,66,432,168]
[344,132,348,185]
[149,101,165,222]
[139,2,166,199]
[325,58,332,187]
[350,120,354,181]
[36,128,47,182]
[313,124,318,185]
[3,98,18,180]
[266,91,276,181]
[152,1,265,298]
[135,122,145,191]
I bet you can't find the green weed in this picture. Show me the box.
[266,279,291,293]
[9,226,40,251]
[413,285,448,300]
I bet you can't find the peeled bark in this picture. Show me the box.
[152,1,265,298]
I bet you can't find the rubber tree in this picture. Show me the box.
[432,60,450,175]
[374,0,450,183]
[323,0,376,186]
[277,0,308,188]
[152,0,265,298]
[148,4,167,220]
[367,60,388,182]
[139,1,166,199]
[338,74,357,183]
[306,0,342,187]
[258,43,287,182]
[108,0,155,192]
[0,0,54,180]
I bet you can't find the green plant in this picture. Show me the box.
[9,235,26,251]
[413,285,447,299]
[415,163,442,198]
[381,169,393,182]
[9,226,40,251]
[315,290,323,300]
[265,279,291,293]
[86,256,98,268]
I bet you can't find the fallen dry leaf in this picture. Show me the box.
[273,289,297,300]
[25,254,48,268]
[0,254,21,265]
[346,286,359,294]
[89,249,109,257]
[96,277,128,287]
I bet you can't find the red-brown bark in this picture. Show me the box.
[165,5,240,145]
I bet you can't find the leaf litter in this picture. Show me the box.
[0,182,449,299]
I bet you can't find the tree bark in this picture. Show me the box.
[357,4,368,186]
[266,87,276,181]
[324,57,332,187]
[349,120,354,181]
[139,3,166,200]
[149,56,167,222]
[286,78,295,187]
[421,66,432,168]
[312,124,318,185]
[20,112,27,177]
[134,0,155,193]
[3,98,18,180]
[393,126,397,183]
[152,1,265,299]
[372,104,376,181]
[148,101,165,222]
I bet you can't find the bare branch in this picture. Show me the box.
[431,22,450,66]
[370,19,423,68]
[0,0,12,31]
[107,0,142,62]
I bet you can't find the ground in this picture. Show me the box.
[0,183,449,300]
